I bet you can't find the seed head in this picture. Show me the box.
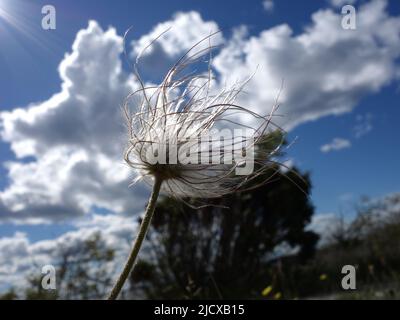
[124,33,283,205]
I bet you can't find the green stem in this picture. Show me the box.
[108,177,162,300]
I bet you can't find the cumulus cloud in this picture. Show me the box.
[131,11,223,79]
[309,192,400,246]
[0,21,148,222]
[0,12,224,223]
[1,1,400,224]
[0,213,138,291]
[320,138,351,152]
[330,0,357,7]
[213,0,400,130]
[2,21,129,158]
[307,213,346,246]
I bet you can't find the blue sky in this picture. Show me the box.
[0,0,328,109]
[0,0,400,290]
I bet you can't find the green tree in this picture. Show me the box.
[130,164,317,299]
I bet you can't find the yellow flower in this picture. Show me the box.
[261,285,273,297]
[319,274,328,281]
[273,292,282,300]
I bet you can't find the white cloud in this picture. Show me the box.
[131,11,223,78]
[308,192,400,246]
[330,0,357,7]
[320,138,351,153]
[262,0,274,13]
[0,13,223,223]
[307,213,342,246]
[1,1,400,223]
[0,213,138,292]
[280,158,294,173]
[213,0,400,131]
[0,21,149,222]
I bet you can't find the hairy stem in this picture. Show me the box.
[108,177,162,300]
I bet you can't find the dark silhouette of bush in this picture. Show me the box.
[129,164,318,299]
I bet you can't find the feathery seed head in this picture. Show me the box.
[124,33,282,202]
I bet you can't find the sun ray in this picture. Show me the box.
[0,0,64,61]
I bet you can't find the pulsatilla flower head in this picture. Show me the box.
[110,33,284,300]
[123,34,282,203]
